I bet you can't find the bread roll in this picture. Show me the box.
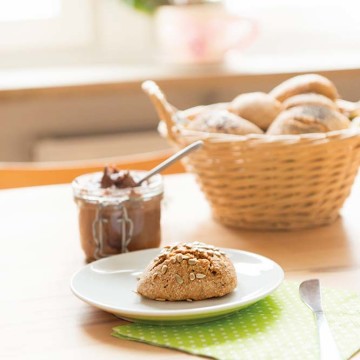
[283,93,337,110]
[181,103,229,121]
[269,74,339,102]
[350,117,360,129]
[229,92,282,130]
[267,105,350,135]
[137,242,237,301]
[336,99,360,119]
[188,109,263,135]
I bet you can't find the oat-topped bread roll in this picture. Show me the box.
[283,93,337,110]
[188,109,263,135]
[269,74,339,102]
[267,104,351,135]
[137,242,237,301]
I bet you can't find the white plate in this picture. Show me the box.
[71,248,284,324]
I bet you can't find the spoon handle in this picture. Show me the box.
[315,311,342,360]
[136,140,203,185]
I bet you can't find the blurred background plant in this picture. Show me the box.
[120,0,220,14]
[120,0,171,14]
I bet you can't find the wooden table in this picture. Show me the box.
[1,173,360,359]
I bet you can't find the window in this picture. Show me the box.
[0,0,94,52]
[0,0,153,67]
[0,0,359,68]
[0,0,60,22]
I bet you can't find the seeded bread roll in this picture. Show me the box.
[283,93,337,110]
[269,74,339,102]
[267,105,351,135]
[137,242,237,301]
[188,109,263,135]
[229,92,282,130]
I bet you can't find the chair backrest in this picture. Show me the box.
[0,149,185,189]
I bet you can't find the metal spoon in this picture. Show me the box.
[135,140,203,186]
[299,279,341,360]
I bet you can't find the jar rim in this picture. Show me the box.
[72,171,163,203]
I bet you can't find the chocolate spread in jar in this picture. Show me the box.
[72,167,163,262]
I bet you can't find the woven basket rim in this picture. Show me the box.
[161,120,360,145]
[142,79,360,145]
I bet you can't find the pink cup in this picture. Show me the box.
[154,3,258,64]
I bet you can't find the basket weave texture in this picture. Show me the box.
[143,81,360,230]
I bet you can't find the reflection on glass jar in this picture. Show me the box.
[72,172,163,262]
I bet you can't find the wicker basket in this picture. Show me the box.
[143,81,360,230]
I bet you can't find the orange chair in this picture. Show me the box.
[0,149,185,189]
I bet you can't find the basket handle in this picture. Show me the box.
[142,80,179,143]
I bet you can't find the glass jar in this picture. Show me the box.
[72,171,163,262]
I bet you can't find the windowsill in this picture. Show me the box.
[0,54,360,97]
[1,55,359,162]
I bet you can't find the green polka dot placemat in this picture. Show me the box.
[112,281,360,359]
